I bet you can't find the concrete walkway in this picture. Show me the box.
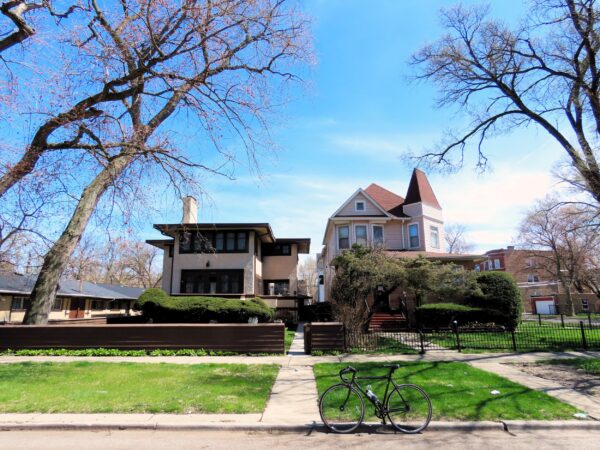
[261,323,319,425]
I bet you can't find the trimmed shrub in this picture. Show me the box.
[137,289,274,323]
[470,272,523,330]
[416,303,488,328]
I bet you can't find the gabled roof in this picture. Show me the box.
[404,168,441,209]
[364,183,407,217]
[329,188,392,218]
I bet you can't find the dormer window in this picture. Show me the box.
[355,201,365,212]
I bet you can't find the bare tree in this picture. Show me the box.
[412,1,600,204]
[445,223,474,254]
[64,236,161,288]
[20,0,309,324]
[517,197,600,315]
[298,256,317,298]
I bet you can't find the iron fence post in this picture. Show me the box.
[580,321,588,350]
[419,330,425,355]
[589,312,593,330]
[452,320,461,352]
[561,314,565,328]
[538,314,542,326]
[511,330,517,352]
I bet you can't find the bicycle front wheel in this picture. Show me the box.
[386,384,432,433]
[319,383,364,433]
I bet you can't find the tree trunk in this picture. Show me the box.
[22,155,133,324]
[564,284,576,317]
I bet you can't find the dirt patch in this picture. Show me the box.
[512,362,600,397]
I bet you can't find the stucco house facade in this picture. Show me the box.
[146,197,310,314]
[319,168,481,317]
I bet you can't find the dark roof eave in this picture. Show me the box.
[153,223,276,242]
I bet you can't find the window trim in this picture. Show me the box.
[429,225,440,249]
[354,200,366,212]
[354,224,368,246]
[11,296,30,311]
[372,224,384,247]
[408,223,420,249]
[337,225,350,250]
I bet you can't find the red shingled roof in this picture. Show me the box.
[404,168,441,209]
[364,183,405,215]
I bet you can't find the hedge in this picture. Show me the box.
[136,289,274,323]
[415,303,506,329]
[469,272,523,330]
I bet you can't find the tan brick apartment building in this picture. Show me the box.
[477,246,600,314]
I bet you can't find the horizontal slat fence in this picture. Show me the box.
[0,323,285,354]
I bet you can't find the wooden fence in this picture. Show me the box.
[304,322,344,354]
[0,323,285,354]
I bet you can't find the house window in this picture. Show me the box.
[372,225,384,247]
[430,226,439,248]
[338,226,350,249]
[355,225,367,246]
[408,224,419,248]
[475,265,481,272]
[527,274,540,283]
[263,243,291,256]
[355,201,365,212]
[582,299,589,311]
[52,298,63,311]
[11,296,30,311]
[264,280,290,296]
[180,270,244,294]
[494,259,501,270]
[91,300,105,311]
[180,231,248,253]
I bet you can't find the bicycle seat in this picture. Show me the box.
[383,364,400,369]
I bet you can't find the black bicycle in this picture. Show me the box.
[319,364,432,434]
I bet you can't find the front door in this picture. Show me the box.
[69,298,86,319]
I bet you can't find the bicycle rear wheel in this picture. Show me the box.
[319,383,364,433]
[386,384,432,433]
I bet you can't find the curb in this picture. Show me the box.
[1,420,599,432]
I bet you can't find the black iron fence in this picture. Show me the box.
[340,319,600,354]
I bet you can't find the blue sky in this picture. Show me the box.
[142,0,568,256]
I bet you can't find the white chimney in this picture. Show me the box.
[182,196,198,223]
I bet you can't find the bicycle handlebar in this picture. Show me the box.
[339,366,356,383]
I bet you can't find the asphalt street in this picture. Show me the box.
[2,428,600,450]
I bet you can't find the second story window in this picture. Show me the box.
[527,274,540,283]
[408,224,419,248]
[430,226,439,248]
[338,226,350,249]
[494,259,501,269]
[355,225,367,246]
[180,231,248,253]
[372,225,384,247]
[263,243,291,256]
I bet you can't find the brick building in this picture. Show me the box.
[477,246,600,314]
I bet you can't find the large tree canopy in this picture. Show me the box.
[413,0,600,205]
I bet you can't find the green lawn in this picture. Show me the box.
[313,362,579,421]
[285,328,296,353]
[541,357,600,375]
[0,362,279,413]
[428,322,600,353]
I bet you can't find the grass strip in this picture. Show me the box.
[313,361,579,421]
[0,362,279,414]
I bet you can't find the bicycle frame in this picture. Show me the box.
[340,368,399,420]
